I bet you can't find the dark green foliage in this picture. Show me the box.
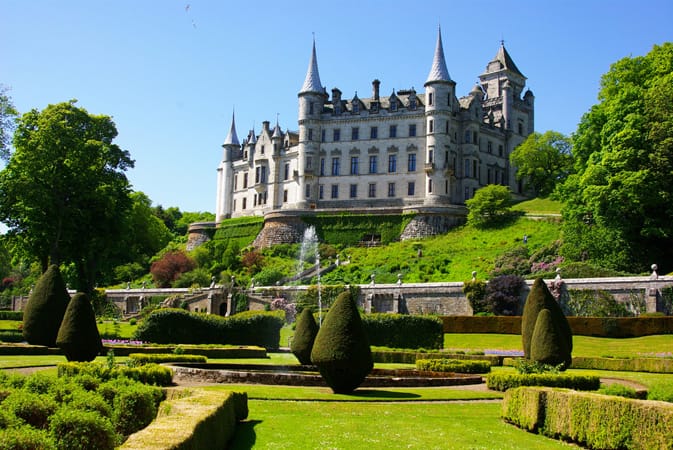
[302,213,414,246]
[466,185,519,228]
[486,373,600,391]
[0,310,22,320]
[566,289,635,317]
[56,292,103,362]
[110,383,158,436]
[133,308,284,349]
[490,246,530,277]
[530,308,571,368]
[597,383,639,399]
[463,279,488,314]
[310,291,373,394]
[22,265,69,347]
[49,407,117,450]
[3,390,57,429]
[362,314,443,349]
[484,275,525,315]
[415,358,491,374]
[648,382,673,403]
[291,308,318,365]
[128,353,207,365]
[0,426,55,450]
[521,278,572,362]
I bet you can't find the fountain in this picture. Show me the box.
[297,226,319,276]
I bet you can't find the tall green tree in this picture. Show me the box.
[0,101,134,293]
[0,84,18,161]
[560,43,673,273]
[510,130,573,197]
[466,184,516,228]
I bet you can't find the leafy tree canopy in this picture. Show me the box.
[466,184,517,228]
[560,42,673,273]
[510,130,573,197]
[0,100,134,293]
[0,84,18,161]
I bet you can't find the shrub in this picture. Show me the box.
[0,426,55,450]
[310,291,373,394]
[291,308,318,365]
[173,267,211,288]
[0,310,23,320]
[484,275,525,315]
[416,358,491,374]
[521,278,572,368]
[57,361,174,387]
[362,314,443,349]
[56,292,103,362]
[110,383,158,436]
[530,308,571,367]
[128,353,207,365]
[3,390,58,429]
[486,372,600,391]
[462,279,488,315]
[490,246,530,277]
[49,407,117,450]
[22,265,70,347]
[23,371,57,394]
[597,383,639,399]
[150,251,196,288]
[648,382,673,403]
[466,184,517,228]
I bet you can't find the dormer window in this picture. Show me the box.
[390,100,397,111]
[410,97,417,110]
[353,101,359,114]
[334,103,342,115]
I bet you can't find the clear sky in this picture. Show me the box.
[2,0,672,215]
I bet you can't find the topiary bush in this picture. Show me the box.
[56,292,103,362]
[22,265,70,347]
[521,278,572,368]
[291,308,318,365]
[310,291,373,394]
[530,308,571,367]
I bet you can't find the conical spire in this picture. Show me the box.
[272,118,282,138]
[300,38,323,94]
[425,27,451,84]
[493,41,524,77]
[223,110,239,146]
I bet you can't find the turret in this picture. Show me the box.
[216,111,239,222]
[423,27,455,206]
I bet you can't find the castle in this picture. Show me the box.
[214,29,534,245]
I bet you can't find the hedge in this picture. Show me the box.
[570,356,673,373]
[502,386,673,449]
[416,358,491,374]
[487,372,600,392]
[362,314,443,349]
[120,388,247,450]
[57,362,174,387]
[0,311,23,320]
[0,331,25,343]
[128,353,207,365]
[372,349,503,366]
[302,213,414,246]
[441,316,673,337]
[133,309,284,350]
[0,343,62,355]
[104,344,266,359]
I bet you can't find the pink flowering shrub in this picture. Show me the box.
[270,297,297,323]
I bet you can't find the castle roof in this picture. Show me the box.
[300,39,323,94]
[484,42,525,79]
[425,27,452,84]
[223,111,239,146]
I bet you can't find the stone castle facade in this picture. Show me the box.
[214,29,534,241]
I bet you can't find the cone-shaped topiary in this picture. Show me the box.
[530,308,571,367]
[291,308,319,365]
[56,292,103,361]
[310,291,373,394]
[22,265,70,347]
[522,278,573,360]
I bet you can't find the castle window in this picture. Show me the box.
[464,187,470,201]
[234,174,238,190]
[261,145,265,155]
[350,156,359,175]
[487,141,493,153]
[244,150,248,159]
[388,182,395,197]
[331,157,340,176]
[473,131,478,143]
[369,155,378,174]
[353,102,359,114]
[352,127,359,140]
[390,100,397,111]
[408,153,416,172]
[283,190,288,203]
[445,180,449,194]
[518,122,523,135]
[320,158,325,176]
[253,194,257,207]
[464,159,471,178]
[306,184,311,198]
[408,181,415,196]
[498,144,504,157]
[410,96,417,110]
[368,183,376,198]
[319,184,324,199]
[445,121,449,134]
[333,129,341,142]
[465,130,471,143]
[284,163,290,181]
[487,168,492,184]
[321,129,326,142]
[306,156,313,169]
[243,173,248,188]
[335,103,342,115]
[473,160,478,180]
[350,184,358,198]
[233,199,236,211]
[331,184,339,199]
[242,197,247,209]
[309,103,314,115]
[389,125,397,138]
[428,149,434,164]
[428,92,434,106]
[388,154,397,173]
[428,178,433,193]
[370,126,378,139]
[308,129,313,141]
[409,124,416,137]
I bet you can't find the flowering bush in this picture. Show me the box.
[270,297,297,323]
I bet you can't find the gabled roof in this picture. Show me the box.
[300,39,323,94]
[488,42,525,78]
[425,27,452,84]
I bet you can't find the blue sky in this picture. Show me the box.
[2,0,672,214]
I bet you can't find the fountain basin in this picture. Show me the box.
[169,363,483,387]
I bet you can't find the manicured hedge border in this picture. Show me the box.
[502,387,673,449]
[372,349,503,366]
[105,345,267,359]
[571,356,673,373]
[129,353,207,365]
[416,358,491,374]
[120,388,248,449]
[0,311,23,320]
[441,316,673,337]
[362,314,443,349]
[487,372,600,392]
[57,362,174,386]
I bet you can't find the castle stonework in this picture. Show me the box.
[215,30,534,245]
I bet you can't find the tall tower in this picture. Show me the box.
[216,112,239,222]
[296,39,326,208]
[424,27,455,206]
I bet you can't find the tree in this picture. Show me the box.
[291,308,319,365]
[56,292,103,362]
[0,85,18,161]
[0,101,134,293]
[510,131,573,197]
[560,43,673,273]
[22,265,70,347]
[150,250,196,288]
[466,185,517,228]
[310,290,373,394]
[529,308,570,367]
